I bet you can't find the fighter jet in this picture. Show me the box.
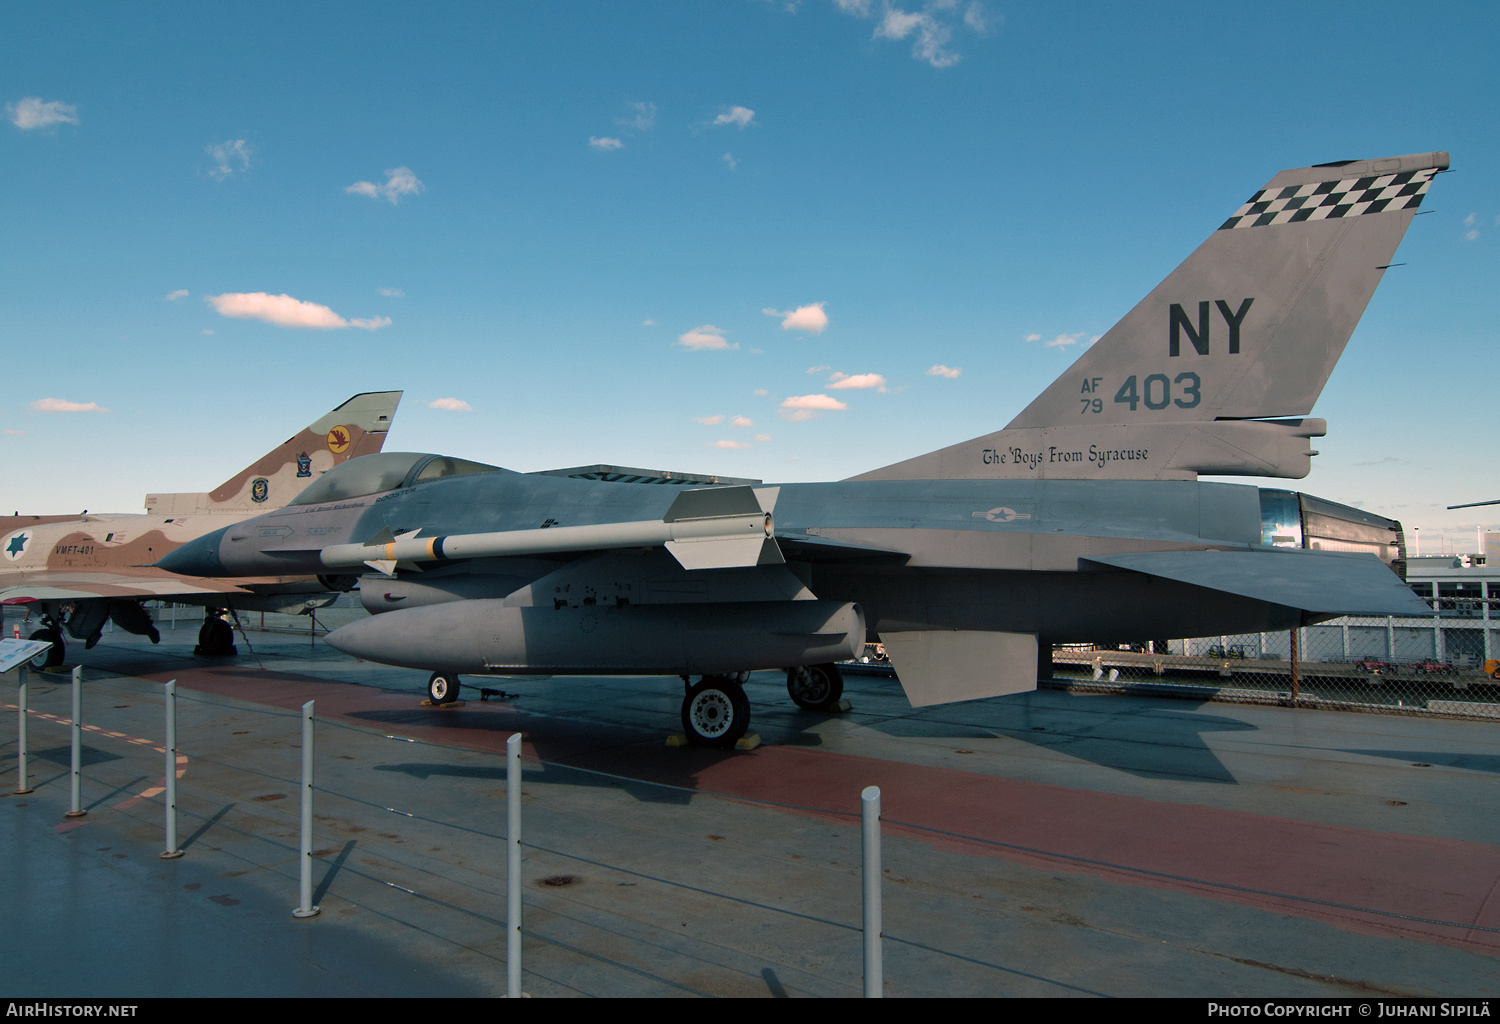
[1,391,401,668]
[160,152,1444,746]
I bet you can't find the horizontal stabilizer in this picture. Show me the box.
[880,630,1038,707]
[1081,549,1430,616]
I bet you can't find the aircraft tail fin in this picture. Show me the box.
[145,391,403,515]
[855,152,1448,482]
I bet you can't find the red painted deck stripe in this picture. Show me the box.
[150,664,1500,952]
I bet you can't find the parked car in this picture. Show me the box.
[1411,660,1456,675]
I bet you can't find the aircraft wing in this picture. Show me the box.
[0,572,256,604]
[1080,549,1431,617]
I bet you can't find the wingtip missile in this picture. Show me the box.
[317,486,780,573]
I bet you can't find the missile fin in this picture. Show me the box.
[663,485,764,523]
[665,535,784,570]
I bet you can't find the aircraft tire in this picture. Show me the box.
[28,629,64,671]
[787,663,843,711]
[681,676,750,748]
[195,617,236,657]
[428,671,461,704]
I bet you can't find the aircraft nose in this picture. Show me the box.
[157,527,229,577]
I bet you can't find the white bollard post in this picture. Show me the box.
[507,732,522,998]
[862,784,883,998]
[161,680,183,859]
[294,700,320,918]
[66,666,85,818]
[14,664,32,795]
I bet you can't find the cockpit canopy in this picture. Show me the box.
[288,452,499,506]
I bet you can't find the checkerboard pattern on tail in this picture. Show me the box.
[1219,167,1438,230]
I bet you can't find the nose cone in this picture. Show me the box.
[156,526,230,577]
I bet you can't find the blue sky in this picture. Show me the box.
[3,1,1496,553]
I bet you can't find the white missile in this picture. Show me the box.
[319,484,782,574]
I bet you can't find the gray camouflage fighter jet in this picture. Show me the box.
[160,152,1444,746]
[2,391,401,668]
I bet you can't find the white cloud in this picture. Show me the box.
[589,136,624,151]
[2,429,26,436]
[713,106,756,128]
[779,393,848,421]
[1044,332,1086,349]
[731,416,754,427]
[1466,230,1480,241]
[678,325,736,350]
[763,302,828,335]
[828,372,887,391]
[876,8,959,67]
[201,329,215,335]
[207,139,252,180]
[713,440,752,449]
[753,388,768,396]
[615,102,656,132]
[834,1,989,67]
[695,415,726,425]
[429,398,472,411]
[31,398,107,413]
[927,364,961,378]
[345,166,424,204]
[754,434,771,442]
[722,152,737,171]
[643,318,655,326]
[1464,213,1477,227]
[1025,333,1041,342]
[7,97,78,130]
[205,292,392,330]
[806,365,831,374]
[377,287,404,297]
[164,289,188,302]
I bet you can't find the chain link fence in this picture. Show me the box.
[1050,584,1500,719]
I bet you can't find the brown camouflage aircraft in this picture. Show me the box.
[1,391,401,668]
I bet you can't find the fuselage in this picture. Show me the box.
[162,467,1353,644]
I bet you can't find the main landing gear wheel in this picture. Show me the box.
[428,672,461,704]
[28,628,64,671]
[681,676,750,748]
[194,615,236,657]
[787,663,843,711]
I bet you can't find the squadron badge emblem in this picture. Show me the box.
[251,478,270,503]
[296,452,312,478]
[327,426,351,455]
